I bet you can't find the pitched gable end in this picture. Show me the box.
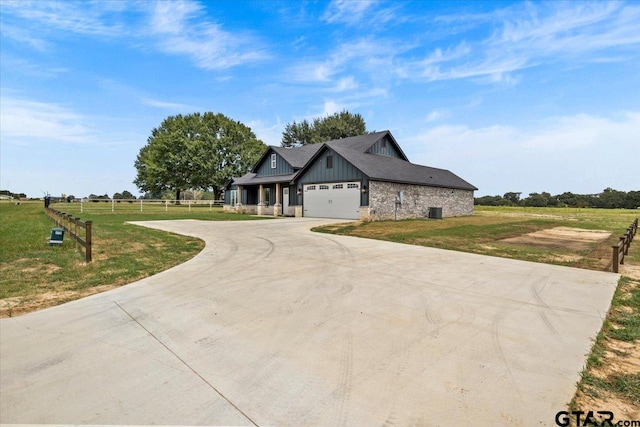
[253,147,294,176]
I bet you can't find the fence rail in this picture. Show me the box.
[74,199,224,214]
[612,218,638,273]
[45,207,92,262]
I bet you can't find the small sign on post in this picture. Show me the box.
[49,227,65,246]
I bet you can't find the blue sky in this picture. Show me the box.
[1,0,639,199]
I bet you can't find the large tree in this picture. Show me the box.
[134,112,265,200]
[281,110,367,147]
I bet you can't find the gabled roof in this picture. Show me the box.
[328,145,477,190]
[249,144,322,174]
[271,144,323,169]
[327,130,409,161]
[229,130,476,191]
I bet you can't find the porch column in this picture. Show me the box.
[236,185,242,213]
[257,184,265,215]
[274,182,282,216]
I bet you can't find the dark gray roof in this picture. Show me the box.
[230,130,476,191]
[232,172,297,186]
[271,144,323,169]
[324,144,478,191]
[325,131,409,161]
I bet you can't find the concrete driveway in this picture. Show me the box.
[1,218,618,426]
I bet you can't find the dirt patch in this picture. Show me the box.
[572,274,640,422]
[620,264,640,280]
[501,227,610,251]
[573,340,640,421]
[0,283,121,318]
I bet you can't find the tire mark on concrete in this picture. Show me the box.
[253,237,275,260]
[381,339,411,427]
[491,302,524,404]
[531,277,563,340]
[333,328,354,427]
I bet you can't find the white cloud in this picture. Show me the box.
[147,0,269,70]
[0,0,125,36]
[140,97,199,112]
[322,0,376,25]
[426,110,450,122]
[0,96,95,145]
[1,0,268,71]
[332,76,358,92]
[322,100,344,116]
[407,2,640,84]
[246,118,283,147]
[404,111,640,195]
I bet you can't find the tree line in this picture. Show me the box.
[475,188,640,209]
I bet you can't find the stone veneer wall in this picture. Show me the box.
[367,180,474,220]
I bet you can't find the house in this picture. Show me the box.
[223,131,477,220]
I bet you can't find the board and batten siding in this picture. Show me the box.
[255,151,294,177]
[366,136,402,158]
[297,149,364,184]
[296,149,366,207]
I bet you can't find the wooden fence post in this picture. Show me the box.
[85,221,92,262]
[612,244,619,273]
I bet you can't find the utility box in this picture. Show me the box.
[429,207,443,219]
[49,227,65,245]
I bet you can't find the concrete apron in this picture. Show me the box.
[0,218,619,426]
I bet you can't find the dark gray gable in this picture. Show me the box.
[366,134,403,158]
[327,131,409,161]
[272,144,323,169]
[253,147,294,177]
[296,147,364,185]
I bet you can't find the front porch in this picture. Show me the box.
[224,181,299,217]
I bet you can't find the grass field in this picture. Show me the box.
[0,200,267,317]
[313,206,640,271]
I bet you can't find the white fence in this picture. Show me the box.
[73,199,224,213]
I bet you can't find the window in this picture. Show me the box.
[271,153,277,169]
[347,183,359,189]
[319,185,329,190]
[381,138,387,148]
[326,155,333,169]
[306,185,316,191]
[264,188,270,206]
[333,184,343,189]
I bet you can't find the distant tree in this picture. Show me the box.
[112,190,135,200]
[134,112,266,200]
[281,110,367,147]
[503,192,522,206]
[597,187,626,209]
[523,192,554,207]
[474,195,504,206]
[624,191,640,209]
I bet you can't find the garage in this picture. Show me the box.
[303,181,361,219]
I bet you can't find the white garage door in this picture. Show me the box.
[303,182,361,219]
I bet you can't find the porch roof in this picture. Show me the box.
[232,172,297,186]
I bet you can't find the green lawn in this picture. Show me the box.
[313,206,640,270]
[0,200,266,316]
